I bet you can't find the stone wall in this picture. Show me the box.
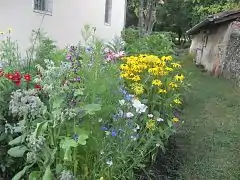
[223,21,240,84]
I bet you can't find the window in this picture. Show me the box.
[104,0,112,25]
[34,0,53,15]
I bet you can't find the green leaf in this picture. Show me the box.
[77,134,89,145]
[42,166,52,180]
[74,88,84,96]
[74,128,89,145]
[83,104,101,115]
[52,96,64,109]
[33,121,48,137]
[60,137,78,149]
[60,137,78,161]
[0,133,7,142]
[63,147,72,161]
[29,171,40,180]
[9,135,25,146]
[7,145,27,157]
[12,165,31,180]
[56,164,63,174]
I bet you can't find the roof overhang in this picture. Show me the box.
[186,10,240,35]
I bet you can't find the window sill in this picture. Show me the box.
[33,10,52,16]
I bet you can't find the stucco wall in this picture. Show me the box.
[0,0,126,55]
[189,22,230,72]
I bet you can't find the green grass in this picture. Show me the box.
[177,58,240,180]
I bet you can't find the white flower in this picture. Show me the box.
[131,99,148,114]
[156,143,161,147]
[106,160,113,166]
[98,118,103,122]
[126,112,134,118]
[156,118,164,122]
[130,135,137,141]
[135,104,148,114]
[148,114,153,118]
[119,99,125,106]
[133,124,140,132]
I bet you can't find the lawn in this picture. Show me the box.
[177,58,240,179]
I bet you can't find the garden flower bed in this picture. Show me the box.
[0,28,186,180]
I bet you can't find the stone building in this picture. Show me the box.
[187,10,240,83]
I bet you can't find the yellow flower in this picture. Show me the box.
[152,79,162,86]
[165,67,173,71]
[120,73,129,78]
[131,83,144,95]
[173,98,182,104]
[158,88,167,94]
[169,82,178,89]
[165,56,173,61]
[174,74,185,82]
[132,75,141,81]
[172,117,179,123]
[120,64,129,70]
[148,68,159,76]
[171,62,181,68]
[146,119,156,130]
[161,56,166,61]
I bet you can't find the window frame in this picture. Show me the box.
[33,0,53,16]
[104,0,112,26]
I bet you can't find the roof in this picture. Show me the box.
[186,10,240,35]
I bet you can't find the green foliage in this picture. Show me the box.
[121,27,139,44]
[124,30,174,56]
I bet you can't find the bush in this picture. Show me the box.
[121,28,139,44]
[124,31,174,57]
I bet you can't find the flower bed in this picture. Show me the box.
[0,28,186,180]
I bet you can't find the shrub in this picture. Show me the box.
[121,28,139,44]
[124,32,174,57]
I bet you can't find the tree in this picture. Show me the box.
[128,0,165,36]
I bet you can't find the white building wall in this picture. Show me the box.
[0,0,126,55]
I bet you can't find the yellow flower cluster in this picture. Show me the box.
[120,54,184,96]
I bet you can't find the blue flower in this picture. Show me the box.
[72,133,79,141]
[119,87,127,95]
[111,131,117,137]
[75,77,81,82]
[85,46,92,52]
[101,126,108,131]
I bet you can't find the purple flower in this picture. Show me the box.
[66,54,72,61]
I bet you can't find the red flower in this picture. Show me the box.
[12,71,21,82]
[0,70,4,77]
[34,84,41,90]
[24,74,31,82]
[14,81,21,86]
[5,73,13,80]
